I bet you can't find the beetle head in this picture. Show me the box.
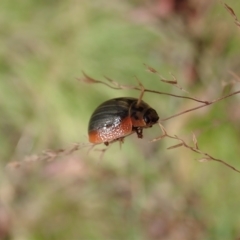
[143,108,159,126]
[130,100,159,127]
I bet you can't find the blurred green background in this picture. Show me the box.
[1,0,240,239]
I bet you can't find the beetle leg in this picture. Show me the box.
[118,137,125,143]
[118,137,124,149]
[104,137,125,146]
[135,127,143,139]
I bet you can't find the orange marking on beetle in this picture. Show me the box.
[130,117,146,127]
[89,117,133,144]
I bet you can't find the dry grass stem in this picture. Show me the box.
[154,123,240,174]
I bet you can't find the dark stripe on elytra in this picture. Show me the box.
[88,98,138,132]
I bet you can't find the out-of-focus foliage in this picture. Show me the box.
[1,0,240,239]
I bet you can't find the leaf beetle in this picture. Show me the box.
[88,97,159,145]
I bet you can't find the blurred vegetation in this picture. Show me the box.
[1,0,240,239]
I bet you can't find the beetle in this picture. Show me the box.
[88,97,159,145]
